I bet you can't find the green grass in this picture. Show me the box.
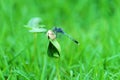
[0,0,120,80]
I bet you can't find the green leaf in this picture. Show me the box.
[47,39,61,58]
[29,27,47,33]
[27,17,42,28]
[24,17,47,33]
[24,25,33,30]
[24,25,47,33]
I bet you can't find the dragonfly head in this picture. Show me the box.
[53,27,65,34]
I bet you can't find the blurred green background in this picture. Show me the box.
[0,0,120,80]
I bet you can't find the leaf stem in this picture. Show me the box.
[34,32,37,54]
[55,59,61,80]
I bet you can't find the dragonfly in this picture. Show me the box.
[25,17,79,58]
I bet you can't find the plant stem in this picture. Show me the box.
[34,32,37,54]
[55,59,61,80]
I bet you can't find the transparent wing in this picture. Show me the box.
[52,27,79,45]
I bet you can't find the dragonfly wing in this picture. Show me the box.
[52,27,79,45]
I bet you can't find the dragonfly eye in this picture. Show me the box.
[53,27,64,34]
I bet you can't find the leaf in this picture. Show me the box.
[24,25,33,30]
[24,17,47,33]
[24,25,47,33]
[29,27,47,33]
[27,17,42,28]
[47,39,61,58]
